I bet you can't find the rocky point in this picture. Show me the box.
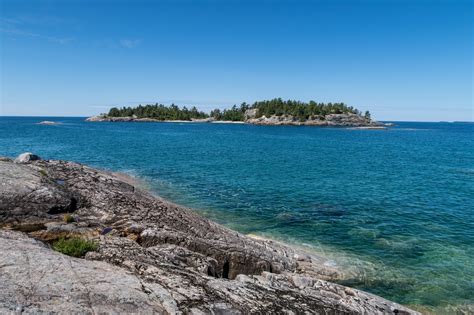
[0,153,418,314]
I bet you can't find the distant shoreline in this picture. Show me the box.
[2,117,472,124]
[85,116,246,124]
[85,114,388,128]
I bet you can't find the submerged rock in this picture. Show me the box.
[37,121,62,125]
[0,156,419,314]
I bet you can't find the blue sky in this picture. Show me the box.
[0,0,472,121]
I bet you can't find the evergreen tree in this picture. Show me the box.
[364,111,371,120]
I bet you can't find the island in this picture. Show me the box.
[0,153,417,314]
[86,98,386,128]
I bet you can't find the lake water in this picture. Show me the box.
[1,117,473,312]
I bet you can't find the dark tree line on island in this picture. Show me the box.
[107,98,371,121]
[108,104,208,121]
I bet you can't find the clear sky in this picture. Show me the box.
[0,0,472,121]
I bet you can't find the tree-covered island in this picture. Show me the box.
[87,98,381,127]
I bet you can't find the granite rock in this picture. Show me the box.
[14,152,41,164]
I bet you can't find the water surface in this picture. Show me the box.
[1,117,473,312]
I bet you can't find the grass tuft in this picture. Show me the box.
[52,237,98,257]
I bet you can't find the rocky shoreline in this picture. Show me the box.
[86,115,250,125]
[245,113,383,127]
[86,112,387,128]
[0,153,417,314]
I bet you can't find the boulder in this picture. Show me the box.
[14,152,41,164]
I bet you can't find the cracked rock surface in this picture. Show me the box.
[0,230,168,314]
[0,156,419,314]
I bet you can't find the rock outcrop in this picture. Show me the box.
[245,111,382,127]
[0,154,418,314]
[0,230,169,314]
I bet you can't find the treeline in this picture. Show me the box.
[210,104,250,121]
[107,98,370,121]
[108,104,208,121]
[251,98,367,120]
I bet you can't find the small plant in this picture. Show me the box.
[38,169,48,177]
[52,237,98,258]
[63,214,75,223]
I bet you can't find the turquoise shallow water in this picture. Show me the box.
[1,117,473,311]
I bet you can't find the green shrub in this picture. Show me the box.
[63,214,75,223]
[38,169,48,177]
[53,237,98,257]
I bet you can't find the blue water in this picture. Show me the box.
[1,117,473,312]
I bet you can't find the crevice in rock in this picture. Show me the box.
[70,197,78,211]
[135,234,143,245]
[222,261,229,279]
[47,197,78,214]
[207,266,216,277]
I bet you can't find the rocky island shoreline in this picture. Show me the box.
[87,112,385,128]
[0,153,416,314]
[86,99,388,128]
